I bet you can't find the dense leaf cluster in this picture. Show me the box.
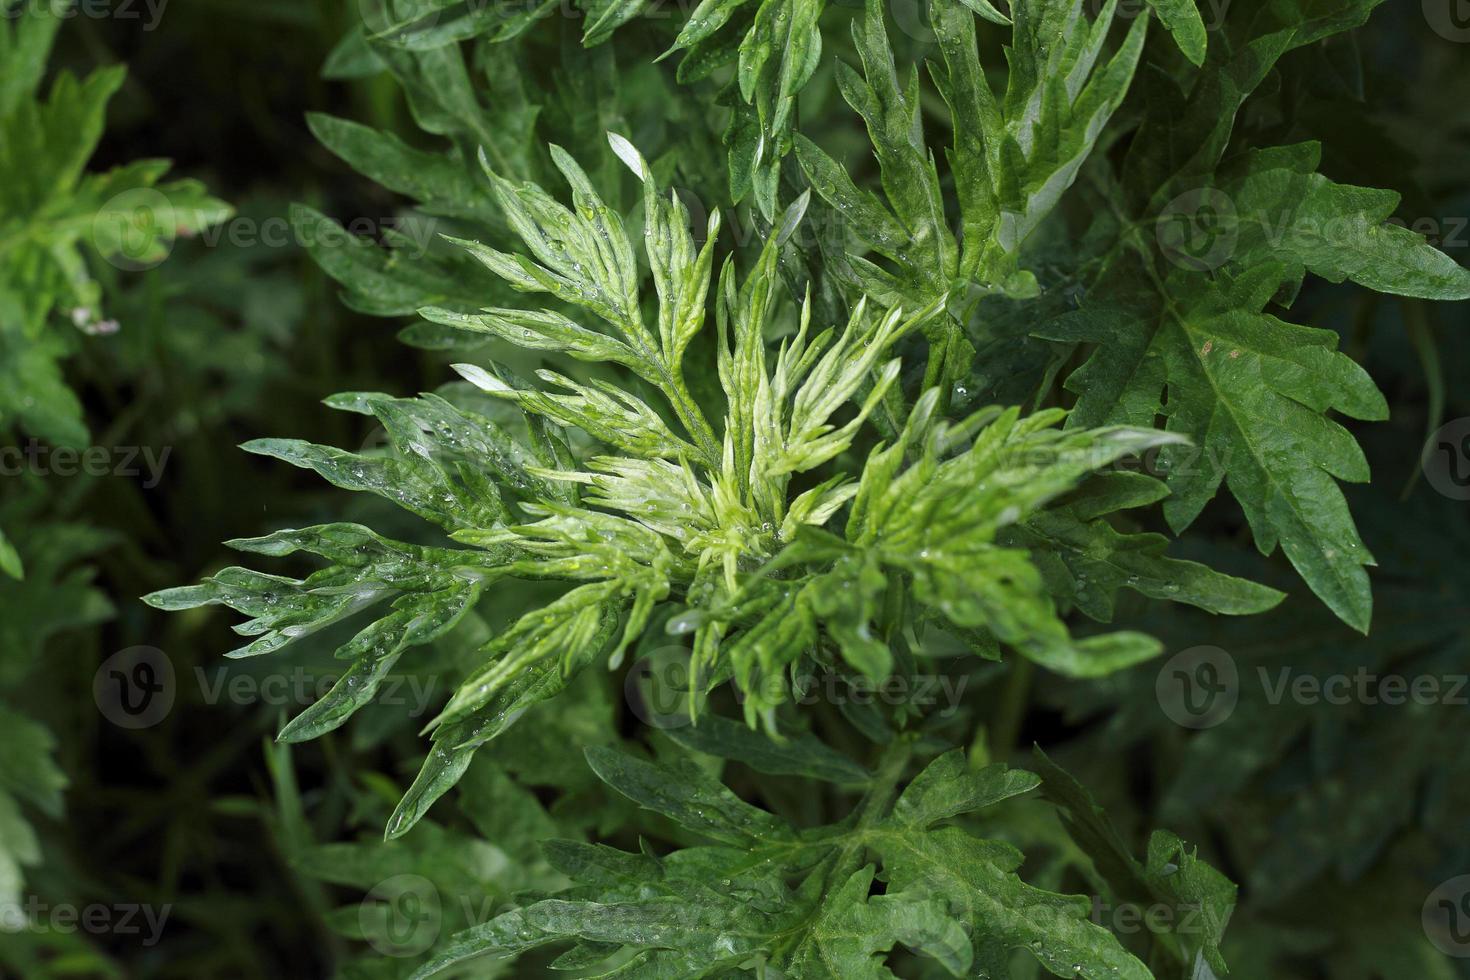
[79,0,1470,975]
[0,0,230,920]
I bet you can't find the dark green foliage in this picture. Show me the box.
[4,0,1467,976]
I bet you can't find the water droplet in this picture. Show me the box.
[666,610,707,635]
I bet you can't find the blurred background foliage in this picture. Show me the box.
[0,0,1466,977]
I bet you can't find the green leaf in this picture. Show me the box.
[386,641,608,840]
[1144,0,1208,64]
[1227,143,1470,301]
[161,143,1280,843]
[306,112,499,224]
[585,744,795,845]
[0,706,67,818]
[290,204,499,317]
[0,16,229,445]
[0,528,21,580]
[1007,480,1287,620]
[1034,747,1237,976]
[1038,273,1385,632]
[664,713,872,784]
[890,750,1039,826]
[0,522,115,673]
[412,744,1152,979]
[799,0,1149,398]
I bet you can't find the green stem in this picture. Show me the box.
[1400,299,1440,499]
[827,735,915,880]
[666,368,722,466]
[922,306,976,417]
[768,736,915,962]
[922,322,954,410]
[991,656,1033,761]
